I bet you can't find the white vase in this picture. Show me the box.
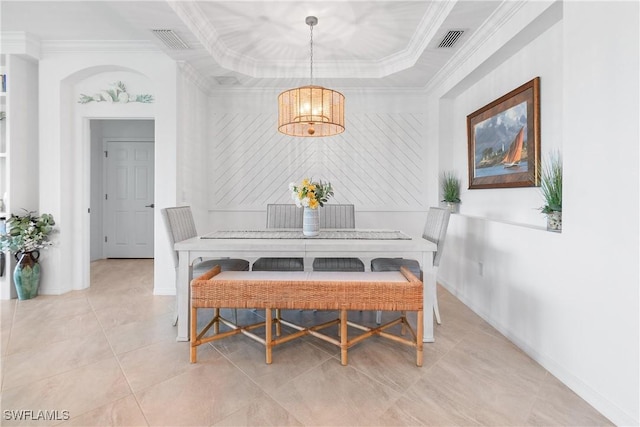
[303,207,319,237]
[546,211,562,232]
[446,202,460,214]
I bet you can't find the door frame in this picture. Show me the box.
[82,117,155,289]
[102,137,155,259]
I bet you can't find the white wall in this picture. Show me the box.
[435,1,639,425]
[560,1,638,422]
[447,23,562,227]
[6,55,39,215]
[206,89,431,237]
[0,55,39,300]
[37,52,178,296]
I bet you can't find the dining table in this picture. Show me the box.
[173,229,438,343]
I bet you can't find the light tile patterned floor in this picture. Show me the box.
[0,259,612,426]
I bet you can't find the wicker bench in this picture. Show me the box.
[190,266,424,366]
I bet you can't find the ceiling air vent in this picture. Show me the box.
[438,30,464,48]
[152,29,190,50]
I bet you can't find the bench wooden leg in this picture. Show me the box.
[265,308,273,364]
[416,309,423,367]
[340,308,348,365]
[401,310,407,335]
[275,308,282,337]
[213,308,220,334]
[190,306,198,363]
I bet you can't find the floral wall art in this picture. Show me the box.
[78,81,154,104]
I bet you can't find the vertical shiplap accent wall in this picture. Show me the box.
[209,91,428,215]
[177,71,210,230]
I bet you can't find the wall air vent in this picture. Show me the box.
[438,30,465,48]
[151,29,190,50]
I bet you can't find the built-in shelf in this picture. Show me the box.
[452,212,558,232]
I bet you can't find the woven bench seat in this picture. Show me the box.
[190,266,424,366]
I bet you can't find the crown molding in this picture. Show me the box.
[169,0,455,80]
[178,61,214,95]
[424,0,542,95]
[40,40,160,53]
[0,31,41,59]
[169,2,255,74]
[377,1,457,78]
[208,85,428,96]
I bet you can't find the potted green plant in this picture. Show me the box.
[539,152,562,232]
[0,210,56,299]
[441,171,461,213]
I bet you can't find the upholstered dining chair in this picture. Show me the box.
[161,206,250,325]
[252,204,304,271]
[370,207,451,324]
[312,204,364,272]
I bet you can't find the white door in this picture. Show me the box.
[105,141,154,258]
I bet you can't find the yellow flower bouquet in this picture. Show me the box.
[289,178,334,209]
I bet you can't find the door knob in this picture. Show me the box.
[145,204,155,208]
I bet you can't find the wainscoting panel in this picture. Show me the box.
[209,112,427,211]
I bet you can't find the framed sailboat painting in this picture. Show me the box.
[467,77,541,189]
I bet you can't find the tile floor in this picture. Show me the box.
[0,259,612,426]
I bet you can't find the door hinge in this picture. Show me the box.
[104,236,108,243]
[105,194,108,200]
[104,151,108,158]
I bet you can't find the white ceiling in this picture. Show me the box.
[0,1,503,89]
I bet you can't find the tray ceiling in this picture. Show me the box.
[0,0,503,88]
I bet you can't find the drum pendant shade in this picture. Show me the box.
[278,16,345,137]
[278,85,345,137]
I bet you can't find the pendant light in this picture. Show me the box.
[278,16,345,137]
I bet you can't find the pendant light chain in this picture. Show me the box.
[309,22,314,85]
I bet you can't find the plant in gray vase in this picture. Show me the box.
[440,171,461,213]
[539,152,562,231]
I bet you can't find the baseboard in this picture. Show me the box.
[153,286,175,296]
[438,279,638,427]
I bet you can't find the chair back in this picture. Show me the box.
[161,206,198,268]
[266,204,303,228]
[320,204,356,229]
[422,207,451,267]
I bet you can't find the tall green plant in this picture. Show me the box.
[440,171,461,203]
[539,152,562,213]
